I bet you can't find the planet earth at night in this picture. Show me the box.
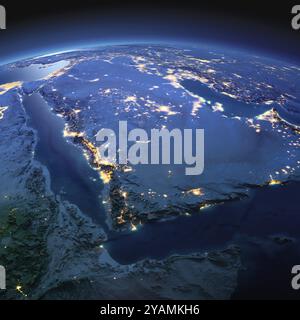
[0,44,300,299]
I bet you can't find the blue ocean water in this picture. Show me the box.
[24,90,300,299]
[2,50,300,299]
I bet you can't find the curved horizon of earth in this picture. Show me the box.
[0,43,299,299]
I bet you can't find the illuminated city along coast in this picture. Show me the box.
[1,44,300,299]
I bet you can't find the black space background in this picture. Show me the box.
[0,0,297,28]
[0,0,299,63]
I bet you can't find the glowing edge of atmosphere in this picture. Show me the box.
[0,38,209,67]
